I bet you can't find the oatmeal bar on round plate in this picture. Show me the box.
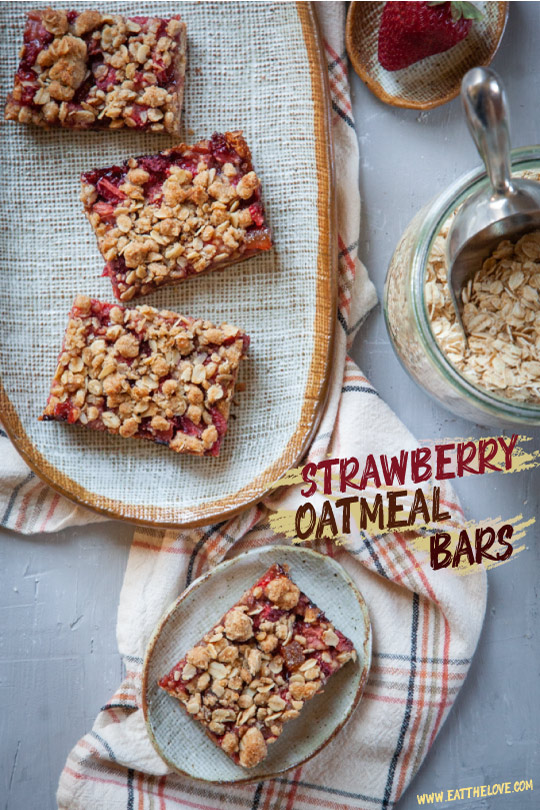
[158,563,356,768]
[40,295,249,457]
[5,8,186,133]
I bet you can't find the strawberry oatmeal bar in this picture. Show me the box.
[80,131,272,301]
[159,563,356,769]
[5,8,186,133]
[40,296,249,456]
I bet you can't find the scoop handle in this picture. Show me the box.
[461,67,514,196]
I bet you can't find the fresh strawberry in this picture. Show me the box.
[378,1,483,72]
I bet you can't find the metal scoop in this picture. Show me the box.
[447,67,540,337]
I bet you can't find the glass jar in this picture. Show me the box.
[384,146,540,427]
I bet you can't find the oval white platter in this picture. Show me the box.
[0,2,335,526]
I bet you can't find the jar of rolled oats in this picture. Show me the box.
[384,146,540,426]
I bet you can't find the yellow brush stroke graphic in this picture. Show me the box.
[505,436,540,473]
[417,434,540,475]
[272,468,305,488]
[269,434,540,495]
[267,434,536,572]
[269,509,533,574]
[406,514,532,575]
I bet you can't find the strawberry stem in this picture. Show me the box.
[428,1,484,22]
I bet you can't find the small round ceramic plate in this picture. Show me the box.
[142,545,372,784]
[346,1,509,110]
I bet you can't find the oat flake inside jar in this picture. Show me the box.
[384,148,540,426]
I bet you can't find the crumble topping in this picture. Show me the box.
[159,564,356,768]
[40,295,249,456]
[239,728,267,769]
[80,131,273,300]
[224,609,254,642]
[5,8,186,133]
[264,575,300,609]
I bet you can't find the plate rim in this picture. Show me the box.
[141,544,372,785]
[345,0,509,111]
[0,0,337,528]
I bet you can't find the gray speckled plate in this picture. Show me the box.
[142,545,372,784]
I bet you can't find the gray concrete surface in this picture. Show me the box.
[350,2,540,806]
[1,2,539,808]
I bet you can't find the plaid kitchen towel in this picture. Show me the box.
[0,3,487,809]
[0,429,108,532]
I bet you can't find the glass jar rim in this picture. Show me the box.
[411,145,540,424]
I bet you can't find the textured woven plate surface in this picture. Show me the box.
[346,1,508,110]
[142,545,372,783]
[0,2,335,527]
